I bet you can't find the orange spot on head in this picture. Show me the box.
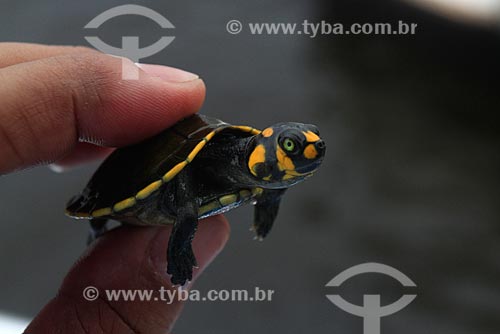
[248,144,267,177]
[303,144,318,159]
[303,131,320,143]
[262,127,274,137]
[276,146,295,171]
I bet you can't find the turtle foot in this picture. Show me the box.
[167,246,197,286]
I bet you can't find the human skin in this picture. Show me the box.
[0,43,230,334]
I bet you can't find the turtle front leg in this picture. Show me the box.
[87,218,108,245]
[253,189,286,240]
[166,168,199,286]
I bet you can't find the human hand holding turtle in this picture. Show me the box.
[0,43,228,333]
[2,42,325,333]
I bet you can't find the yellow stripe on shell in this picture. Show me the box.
[113,197,136,212]
[252,187,264,196]
[232,125,261,135]
[240,189,251,198]
[163,161,187,182]
[136,180,163,200]
[166,129,217,182]
[303,131,320,143]
[198,201,220,216]
[187,139,208,162]
[81,124,263,219]
[204,130,216,141]
[92,207,112,217]
[219,194,238,206]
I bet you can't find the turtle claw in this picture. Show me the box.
[167,246,197,286]
[253,235,264,241]
[251,223,266,241]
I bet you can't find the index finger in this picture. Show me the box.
[0,52,205,174]
[0,42,97,68]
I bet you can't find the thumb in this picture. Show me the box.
[25,216,229,334]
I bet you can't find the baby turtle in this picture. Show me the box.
[66,114,326,285]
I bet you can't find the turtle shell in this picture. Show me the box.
[66,114,261,219]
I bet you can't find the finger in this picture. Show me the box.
[0,52,206,174]
[48,143,114,173]
[25,216,230,334]
[0,42,97,68]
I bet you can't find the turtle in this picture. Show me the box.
[66,114,326,285]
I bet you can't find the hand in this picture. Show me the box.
[0,43,230,333]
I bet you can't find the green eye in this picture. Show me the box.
[283,138,295,152]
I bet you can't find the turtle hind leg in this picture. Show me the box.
[166,211,198,286]
[165,167,199,286]
[253,189,286,240]
[87,218,108,245]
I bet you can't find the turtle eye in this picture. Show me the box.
[282,138,296,152]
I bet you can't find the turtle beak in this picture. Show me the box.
[296,159,323,174]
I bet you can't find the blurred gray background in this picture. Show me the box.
[1,0,500,333]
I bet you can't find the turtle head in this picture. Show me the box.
[247,122,326,186]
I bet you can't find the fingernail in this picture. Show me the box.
[136,63,199,83]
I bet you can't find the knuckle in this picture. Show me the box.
[50,52,118,83]
[45,52,119,110]
[45,52,126,142]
